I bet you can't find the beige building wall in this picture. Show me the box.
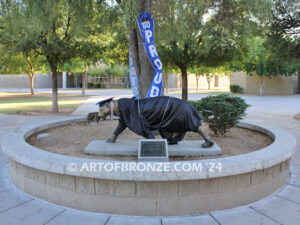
[230,71,247,90]
[282,76,298,93]
[231,71,298,95]
[0,73,62,89]
[171,73,230,90]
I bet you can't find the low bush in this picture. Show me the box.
[190,94,249,136]
[94,83,101,88]
[87,83,93,88]
[230,84,244,94]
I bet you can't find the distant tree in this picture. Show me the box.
[242,37,299,96]
[190,66,229,91]
[206,67,230,90]
[195,74,201,92]
[116,0,268,100]
[266,0,300,93]
[189,66,210,92]
[62,58,89,96]
[101,7,129,66]
[154,0,256,100]
[159,49,177,94]
[268,0,299,58]
[0,0,108,112]
[162,69,171,94]
[0,48,47,95]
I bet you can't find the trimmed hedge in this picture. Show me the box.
[87,83,93,88]
[190,94,249,136]
[94,83,101,88]
[230,84,244,94]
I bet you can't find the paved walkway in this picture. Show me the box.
[68,88,300,117]
[2,87,300,117]
[0,94,300,225]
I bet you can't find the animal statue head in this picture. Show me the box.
[96,98,119,120]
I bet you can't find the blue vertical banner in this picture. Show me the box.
[137,13,163,98]
[129,44,140,99]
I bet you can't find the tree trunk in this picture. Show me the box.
[163,73,169,93]
[259,76,264,96]
[82,71,87,96]
[180,67,188,101]
[25,58,35,96]
[214,75,219,87]
[51,64,59,113]
[206,75,211,90]
[129,0,155,98]
[29,76,34,95]
[297,70,300,94]
[195,75,199,93]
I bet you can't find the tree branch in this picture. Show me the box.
[52,22,56,34]
[26,57,35,78]
[64,16,71,40]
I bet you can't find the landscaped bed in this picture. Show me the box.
[27,120,273,161]
[4,117,295,216]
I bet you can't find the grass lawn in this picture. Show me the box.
[0,92,88,114]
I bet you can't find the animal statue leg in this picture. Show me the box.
[144,129,155,139]
[197,125,214,148]
[159,130,172,139]
[160,131,174,144]
[106,121,126,143]
[168,131,186,145]
[106,135,117,143]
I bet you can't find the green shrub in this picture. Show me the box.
[230,85,244,93]
[87,82,93,88]
[190,94,249,136]
[94,83,101,88]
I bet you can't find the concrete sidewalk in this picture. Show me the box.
[70,90,300,117]
[3,87,300,117]
[0,95,300,224]
[71,96,106,116]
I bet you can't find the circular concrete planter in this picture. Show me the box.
[2,117,296,216]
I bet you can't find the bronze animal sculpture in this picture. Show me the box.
[87,112,100,124]
[97,97,214,148]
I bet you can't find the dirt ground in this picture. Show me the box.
[27,120,273,161]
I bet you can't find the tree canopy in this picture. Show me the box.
[0,0,111,111]
[151,0,268,100]
[0,0,299,101]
